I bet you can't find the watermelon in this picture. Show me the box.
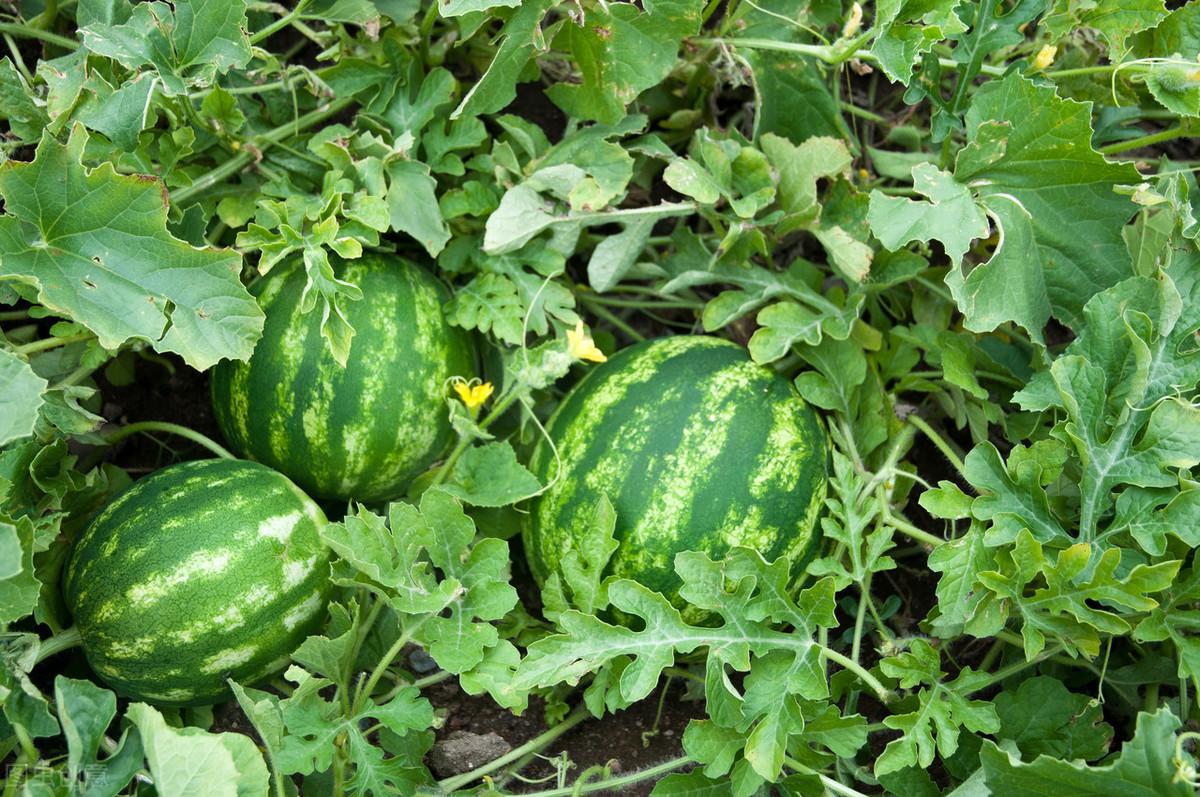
[525,335,829,601]
[63,459,331,706]
[210,254,476,503]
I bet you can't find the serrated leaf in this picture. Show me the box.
[441,441,542,507]
[80,0,252,95]
[979,708,1192,796]
[868,162,988,266]
[0,126,263,370]
[993,676,1113,762]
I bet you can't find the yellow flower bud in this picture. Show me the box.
[566,320,607,363]
[1032,44,1057,72]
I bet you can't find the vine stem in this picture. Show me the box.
[446,753,693,797]
[34,626,83,665]
[0,21,78,49]
[693,36,1007,76]
[819,645,892,702]
[11,332,93,354]
[249,0,311,44]
[907,415,967,477]
[882,508,946,548]
[102,421,235,460]
[436,707,593,792]
[171,97,355,205]
[783,758,871,797]
[429,389,521,488]
[351,615,428,715]
[1100,124,1194,155]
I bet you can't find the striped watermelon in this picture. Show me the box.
[525,335,829,601]
[210,254,476,503]
[63,459,330,706]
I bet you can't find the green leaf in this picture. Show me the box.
[545,0,703,124]
[0,350,47,446]
[438,0,520,16]
[80,0,252,95]
[974,532,1179,659]
[127,702,270,797]
[961,442,1069,546]
[76,71,159,152]
[875,639,1000,776]
[453,0,554,119]
[1042,0,1167,57]
[441,441,542,507]
[55,676,142,797]
[761,134,851,226]
[1134,559,1200,687]
[0,126,263,370]
[0,516,40,625]
[944,74,1140,340]
[867,162,988,266]
[0,58,50,142]
[993,676,1112,762]
[322,491,518,674]
[870,0,967,83]
[387,161,451,257]
[587,216,655,292]
[979,708,1193,796]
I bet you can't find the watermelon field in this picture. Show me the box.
[4,0,1200,794]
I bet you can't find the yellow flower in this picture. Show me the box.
[1032,44,1057,72]
[453,380,494,413]
[566,320,607,363]
[841,2,863,38]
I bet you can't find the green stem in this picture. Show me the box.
[0,310,31,322]
[172,97,354,205]
[1043,64,1120,79]
[429,389,521,488]
[578,298,646,342]
[969,643,1066,693]
[11,332,93,354]
[907,415,967,477]
[437,707,592,792]
[882,509,946,548]
[102,421,235,460]
[580,295,703,310]
[819,645,892,702]
[34,626,83,665]
[461,753,691,797]
[353,625,416,715]
[249,0,310,44]
[782,759,871,797]
[1100,124,1194,155]
[694,36,1007,76]
[0,21,78,49]
[34,0,59,30]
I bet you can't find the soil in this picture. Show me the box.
[426,677,705,794]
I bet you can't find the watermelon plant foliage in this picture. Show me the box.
[3,0,1200,794]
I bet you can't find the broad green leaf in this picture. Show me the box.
[0,58,50,142]
[453,0,554,119]
[127,702,270,797]
[993,676,1112,762]
[979,708,1193,796]
[0,126,263,370]
[587,216,654,292]
[76,71,159,152]
[55,676,142,797]
[948,74,1140,340]
[870,0,968,84]
[441,441,542,507]
[761,134,851,227]
[80,0,252,95]
[0,350,47,446]
[867,163,988,266]
[1134,560,1200,688]
[747,50,851,143]
[438,0,519,16]
[0,516,39,624]
[545,0,703,124]
[1042,0,1167,57]
[962,443,1069,546]
[926,525,994,637]
[387,161,451,257]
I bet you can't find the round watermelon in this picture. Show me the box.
[63,459,331,706]
[211,254,476,503]
[525,335,829,601]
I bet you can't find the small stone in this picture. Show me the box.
[409,648,439,674]
[428,731,512,778]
